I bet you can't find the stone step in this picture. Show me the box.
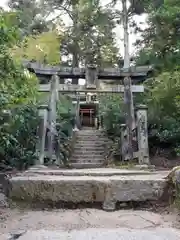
[77,136,106,139]
[70,159,104,164]
[71,158,104,163]
[77,132,105,135]
[77,130,104,134]
[72,156,104,160]
[73,151,104,155]
[71,155,104,159]
[8,171,169,210]
[73,147,104,151]
[70,163,104,169]
[70,158,104,162]
[76,132,105,136]
[75,141,106,145]
[72,153,104,157]
[76,140,108,144]
[77,139,106,142]
[25,168,163,177]
[71,152,104,156]
[76,139,107,142]
[76,133,106,136]
[74,146,106,150]
[72,152,104,156]
[76,140,107,143]
[75,140,108,146]
[74,145,107,149]
[74,144,106,148]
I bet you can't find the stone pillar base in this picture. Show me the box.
[102,201,116,211]
[73,126,79,132]
[28,165,48,170]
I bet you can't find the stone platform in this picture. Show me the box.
[7,168,170,210]
[24,167,167,176]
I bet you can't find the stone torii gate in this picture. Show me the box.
[23,60,153,166]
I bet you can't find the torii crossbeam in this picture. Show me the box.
[23,60,153,83]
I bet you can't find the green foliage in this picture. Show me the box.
[0,13,19,47]
[8,0,50,36]
[12,30,61,64]
[99,94,124,137]
[0,104,39,170]
[135,0,180,71]
[43,0,119,67]
[133,0,180,157]
[112,0,163,15]
[98,93,125,159]
[57,95,76,138]
[101,71,180,157]
[144,71,180,122]
[77,0,119,66]
[0,12,40,170]
[44,95,76,166]
[143,71,180,154]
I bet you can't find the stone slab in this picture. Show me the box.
[0,209,176,232]
[8,173,168,209]
[25,168,169,177]
[17,228,180,240]
[69,163,104,169]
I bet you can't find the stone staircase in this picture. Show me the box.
[70,128,108,168]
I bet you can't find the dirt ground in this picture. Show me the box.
[150,156,180,169]
[0,206,180,236]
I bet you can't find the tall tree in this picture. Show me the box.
[135,0,180,70]
[77,0,118,67]
[41,0,119,68]
[121,0,135,160]
[111,0,165,160]
[8,0,51,36]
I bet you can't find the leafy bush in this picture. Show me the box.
[57,95,76,137]
[0,12,40,170]
[98,94,125,159]
[143,71,180,155]
[0,104,40,170]
[98,94,125,138]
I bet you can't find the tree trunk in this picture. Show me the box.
[122,0,135,160]
[72,52,79,84]
[71,3,79,85]
[123,0,130,69]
